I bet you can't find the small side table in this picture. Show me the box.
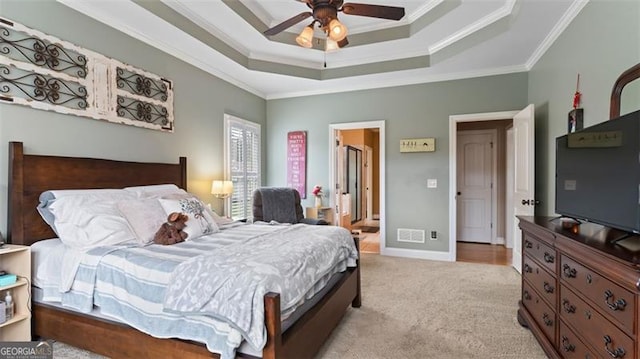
[305,207,334,225]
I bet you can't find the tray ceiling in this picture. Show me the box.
[58,0,586,99]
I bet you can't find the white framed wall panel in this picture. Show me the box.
[0,17,174,131]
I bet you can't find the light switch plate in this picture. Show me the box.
[400,137,435,153]
[427,179,437,188]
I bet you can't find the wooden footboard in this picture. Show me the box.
[33,265,360,359]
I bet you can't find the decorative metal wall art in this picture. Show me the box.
[0,18,174,132]
[0,65,87,109]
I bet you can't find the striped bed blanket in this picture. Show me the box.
[54,222,357,359]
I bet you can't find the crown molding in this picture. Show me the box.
[266,64,528,100]
[56,0,265,98]
[525,0,589,70]
[429,0,516,54]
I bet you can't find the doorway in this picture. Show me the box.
[330,121,385,255]
[456,129,497,244]
[449,105,535,269]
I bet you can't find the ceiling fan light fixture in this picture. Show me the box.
[296,25,314,48]
[327,18,347,42]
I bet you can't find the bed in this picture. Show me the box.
[6,141,361,359]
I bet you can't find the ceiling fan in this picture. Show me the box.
[263,0,405,49]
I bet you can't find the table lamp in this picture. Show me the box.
[211,180,233,216]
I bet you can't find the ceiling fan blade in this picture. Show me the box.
[341,3,405,20]
[264,12,313,36]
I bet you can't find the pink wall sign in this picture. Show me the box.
[287,131,307,199]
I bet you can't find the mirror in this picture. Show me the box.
[346,146,362,223]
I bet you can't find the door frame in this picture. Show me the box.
[456,129,498,245]
[365,145,373,220]
[329,121,385,252]
[449,111,518,261]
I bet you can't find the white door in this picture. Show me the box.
[365,146,373,220]
[511,104,535,273]
[505,127,514,249]
[457,130,495,243]
[334,130,344,226]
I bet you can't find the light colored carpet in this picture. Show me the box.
[316,254,546,359]
[52,254,546,358]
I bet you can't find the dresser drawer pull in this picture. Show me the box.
[524,264,532,273]
[561,336,576,352]
[604,290,627,311]
[562,299,576,313]
[542,313,553,327]
[523,290,532,301]
[543,282,554,294]
[543,252,555,263]
[525,240,533,249]
[563,264,577,278]
[603,335,625,358]
[586,273,592,284]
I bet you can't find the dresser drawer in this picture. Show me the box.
[523,233,556,274]
[523,255,556,307]
[560,255,635,333]
[522,280,556,345]
[560,285,633,359]
[559,320,596,359]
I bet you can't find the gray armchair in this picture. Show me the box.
[252,187,327,225]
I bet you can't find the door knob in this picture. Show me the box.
[522,199,530,205]
[521,199,540,206]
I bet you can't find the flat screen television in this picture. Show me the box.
[556,109,640,233]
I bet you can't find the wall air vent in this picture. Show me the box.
[397,228,425,243]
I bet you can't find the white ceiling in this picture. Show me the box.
[58,0,587,99]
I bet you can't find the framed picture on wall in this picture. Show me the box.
[568,108,584,133]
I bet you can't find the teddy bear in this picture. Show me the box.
[153,212,189,245]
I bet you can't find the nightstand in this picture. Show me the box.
[305,207,334,225]
[0,245,31,341]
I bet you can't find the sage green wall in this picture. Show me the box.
[0,1,266,236]
[267,73,528,252]
[528,0,640,216]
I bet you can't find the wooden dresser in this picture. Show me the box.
[518,216,640,359]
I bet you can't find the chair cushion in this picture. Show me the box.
[252,187,304,223]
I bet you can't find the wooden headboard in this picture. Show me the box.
[7,141,187,245]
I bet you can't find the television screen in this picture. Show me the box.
[555,109,640,233]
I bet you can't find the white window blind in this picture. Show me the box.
[224,114,261,220]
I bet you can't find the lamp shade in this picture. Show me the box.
[325,38,339,52]
[327,19,347,42]
[211,180,233,198]
[296,26,314,48]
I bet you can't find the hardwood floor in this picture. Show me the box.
[456,242,512,266]
[351,222,511,264]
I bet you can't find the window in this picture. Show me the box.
[224,114,261,220]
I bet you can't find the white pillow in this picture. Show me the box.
[158,197,219,240]
[48,193,137,250]
[37,189,130,234]
[123,184,186,198]
[117,199,168,245]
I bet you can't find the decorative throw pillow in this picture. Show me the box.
[158,197,219,240]
[117,199,168,245]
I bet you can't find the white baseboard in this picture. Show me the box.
[381,247,453,262]
[494,237,505,245]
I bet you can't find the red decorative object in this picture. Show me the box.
[287,131,307,199]
[573,73,581,109]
